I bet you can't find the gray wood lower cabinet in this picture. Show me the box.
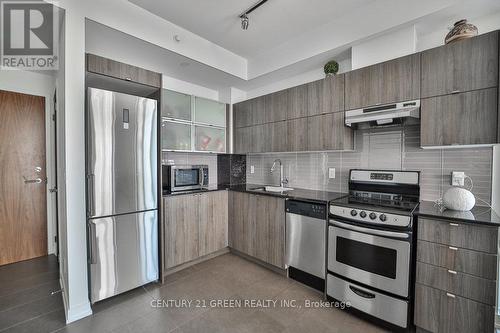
[163,191,228,270]
[414,218,498,333]
[199,191,228,257]
[420,88,498,147]
[163,194,199,269]
[229,191,285,268]
[415,284,495,333]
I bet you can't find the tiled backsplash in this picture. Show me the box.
[247,125,493,204]
[162,152,218,186]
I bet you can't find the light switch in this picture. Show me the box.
[250,165,255,174]
[329,168,336,179]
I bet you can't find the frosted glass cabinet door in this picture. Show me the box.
[195,126,225,152]
[194,97,226,127]
[162,89,192,120]
[162,121,192,151]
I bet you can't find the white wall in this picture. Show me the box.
[0,70,57,255]
[245,57,351,100]
[417,10,500,51]
[351,26,417,70]
[162,75,218,101]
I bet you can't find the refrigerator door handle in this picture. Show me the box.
[87,174,95,217]
[88,222,97,264]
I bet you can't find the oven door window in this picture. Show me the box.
[336,237,397,279]
[174,169,200,187]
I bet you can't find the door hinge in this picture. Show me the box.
[52,113,56,121]
[49,187,58,193]
[54,235,58,243]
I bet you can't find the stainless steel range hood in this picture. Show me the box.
[345,100,420,128]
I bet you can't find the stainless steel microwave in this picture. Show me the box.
[162,165,209,193]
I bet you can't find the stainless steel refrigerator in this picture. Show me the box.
[87,87,158,303]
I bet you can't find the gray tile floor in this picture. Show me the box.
[0,253,390,333]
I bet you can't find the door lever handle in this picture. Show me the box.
[23,176,44,184]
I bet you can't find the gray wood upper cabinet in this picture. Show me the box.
[266,121,288,152]
[86,53,162,88]
[234,97,266,128]
[228,191,285,268]
[233,100,253,128]
[287,84,309,119]
[420,88,498,147]
[307,75,345,116]
[307,113,353,151]
[287,117,308,151]
[265,90,288,123]
[233,126,252,154]
[345,53,420,110]
[421,31,499,98]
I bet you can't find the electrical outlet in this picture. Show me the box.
[250,165,255,174]
[451,171,465,186]
[329,168,336,179]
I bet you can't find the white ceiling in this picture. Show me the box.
[128,0,374,59]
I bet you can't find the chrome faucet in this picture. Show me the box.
[271,159,288,187]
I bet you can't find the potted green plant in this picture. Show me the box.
[324,60,339,77]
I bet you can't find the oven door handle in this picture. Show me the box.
[349,285,376,299]
[330,220,410,239]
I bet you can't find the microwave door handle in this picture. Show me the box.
[199,167,204,185]
[330,220,410,239]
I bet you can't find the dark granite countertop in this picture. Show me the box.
[415,200,500,227]
[164,183,347,204]
[227,184,347,204]
[162,185,227,197]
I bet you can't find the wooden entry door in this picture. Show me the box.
[0,90,47,265]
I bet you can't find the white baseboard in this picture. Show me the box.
[59,277,93,324]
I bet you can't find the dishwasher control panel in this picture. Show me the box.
[286,200,326,219]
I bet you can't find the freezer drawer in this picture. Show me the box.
[327,274,408,328]
[89,210,158,303]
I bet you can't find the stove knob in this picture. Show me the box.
[359,211,367,218]
[350,210,357,217]
[369,212,377,220]
[379,214,387,222]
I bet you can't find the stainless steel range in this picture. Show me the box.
[327,169,420,329]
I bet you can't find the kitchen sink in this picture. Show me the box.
[251,186,294,193]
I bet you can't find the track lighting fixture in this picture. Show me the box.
[241,14,249,30]
[239,0,269,31]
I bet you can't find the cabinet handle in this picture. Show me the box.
[449,246,458,251]
[450,90,460,94]
[125,77,132,81]
[448,270,457,275]
[446,293,456,298]
[449,223,459,227]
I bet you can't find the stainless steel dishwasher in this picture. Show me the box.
[285,199,327,291]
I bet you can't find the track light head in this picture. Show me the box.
[241,14,249,30]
